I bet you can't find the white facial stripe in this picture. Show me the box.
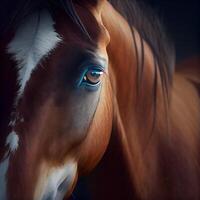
[0,131,19,199]
[2,9,61,199]
[34,162,77,200]
[0,157,9,200]
[6,131,19,153]
[7,9,62,100]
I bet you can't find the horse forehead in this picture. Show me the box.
[7,9,62,100]
[0,10,61,198]
[55,4,109,48]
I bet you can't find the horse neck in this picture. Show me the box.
[0,33,18,159]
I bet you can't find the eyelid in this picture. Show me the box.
[86,65,106,73]
[79,57,107,71]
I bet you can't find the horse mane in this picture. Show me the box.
[109,0,175,92]
[108,0,176,133]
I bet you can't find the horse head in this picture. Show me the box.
[0,0,114,199]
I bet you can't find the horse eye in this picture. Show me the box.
[83,69,104,85]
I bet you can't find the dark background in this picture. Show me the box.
[143,0,200,62]
[72,0,200,199]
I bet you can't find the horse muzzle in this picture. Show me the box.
[34,161,77,200]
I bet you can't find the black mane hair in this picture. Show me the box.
[109,0,175,99]
[108,0,175,135]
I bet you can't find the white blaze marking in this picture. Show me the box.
[7,9,62,100]
[6,131,19,153]
[8,120,15,127]
[34,162,77,200]
[0,157,9,200]
[1,9,62,199]
[0,131,19,199]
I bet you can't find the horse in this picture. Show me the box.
[0,0,200,199]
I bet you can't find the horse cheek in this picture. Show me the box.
[77,78,113,174]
